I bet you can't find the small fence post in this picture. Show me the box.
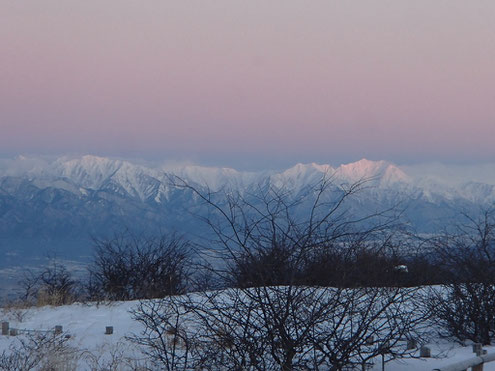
[1,321,9,335]
[54,325,63,335]
[473,343,483,356]
[420,345,431,358]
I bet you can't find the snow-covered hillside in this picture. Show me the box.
[1,296,495,370]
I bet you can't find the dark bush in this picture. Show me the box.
[429,210,495,345]
[20,262,78,306]
[88,233,191,300]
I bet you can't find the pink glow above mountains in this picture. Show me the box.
[1,1,495,165]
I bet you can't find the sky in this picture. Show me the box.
[1,1,494,170]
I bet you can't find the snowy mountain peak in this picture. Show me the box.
[1,155,495,243]
[0,155,494,203]
[281,163,334,177]
[337,158,388,178]
[278,159,409,186]
[335,159,410,185]
[53,155,125,189]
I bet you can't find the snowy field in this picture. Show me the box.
[1,299,495,370]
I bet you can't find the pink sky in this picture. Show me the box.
[1,1,494,168]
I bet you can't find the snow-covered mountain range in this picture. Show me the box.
[0,155,494,262]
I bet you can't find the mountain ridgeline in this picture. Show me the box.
[1,155,494,262]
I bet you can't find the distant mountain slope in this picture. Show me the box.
[0,155,494,262]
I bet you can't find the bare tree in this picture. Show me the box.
[20,261,78,306]
[131,175,428,370]
[131,279,426,370]
[170,174,404,286]
[88,232,191,300]
[429,210,495,345]
[130,297,199,370]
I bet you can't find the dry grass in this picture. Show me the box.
[35,289,77,307]
[0,332,79,371]
[0,300,31,323]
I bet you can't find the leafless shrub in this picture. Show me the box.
[88,233,191,301]
[129,297,199,370]
[131,285,427,370]
[81,341,151,371]
[0,332,78,371]
[19,261,79,307]
[428,210,495,345]
[130,175,428,369]
[0,301,30,323]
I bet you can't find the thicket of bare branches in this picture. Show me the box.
[129,175,429,370]
[0,332,77,371]
[428,210,495,345]
[131,285,426,370]
[20,261,79,306]
[171,174,407,286]
[88,233,192,300]
[0,332,150,371]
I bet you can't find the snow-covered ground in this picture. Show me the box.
[1,299,495,370]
